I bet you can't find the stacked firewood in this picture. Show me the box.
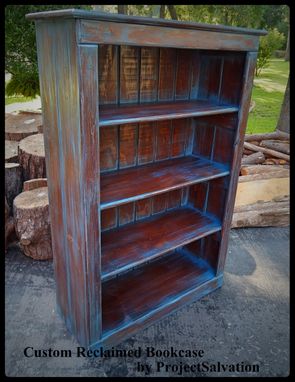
[5,111,51,260]
[232,130,290,228]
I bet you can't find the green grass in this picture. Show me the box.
[247,59,289,134]
[5,95,35,105]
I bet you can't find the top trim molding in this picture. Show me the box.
[26,9,267,36]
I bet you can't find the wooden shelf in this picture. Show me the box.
[101,156,229,210]
[102,249,215,337]
[101,207,221,281]
[99,100,238,127]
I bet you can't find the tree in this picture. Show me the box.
[5,5,91,98]
[276,75,289,134]
[255,28,285,76]
[118,5,127,14]
[284,28,289,61]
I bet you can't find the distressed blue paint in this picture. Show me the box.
[99,103,239,127]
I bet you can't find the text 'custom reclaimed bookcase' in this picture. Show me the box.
[27,9,266,348]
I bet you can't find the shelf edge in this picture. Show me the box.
[101,219,221,282]
[99,106,239,127]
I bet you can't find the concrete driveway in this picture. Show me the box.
[5,227,289,377]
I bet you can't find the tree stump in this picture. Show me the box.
[13,187,52,260]
[5,163,23,210]
[5,140,19,163]
[18,133,46,181]
[5,197,16,252]
[5,112,42,141]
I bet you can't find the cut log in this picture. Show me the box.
[5,163,23,210]
[244,142,290,161]
[5,140,19,163]
[23,178,48,192]
[13,187,52,260]
[5,112,42,141]
[239,169,289,183]
[260,140,290,155]
[5,197,16,252]
[232,198,289,228]
[18,133,46,181]
[243,148,255,155]
[235,176,289,207]
[244,130,289,142]
[240,165,289,176]
[241,151,265,165]
[263,158,288,165]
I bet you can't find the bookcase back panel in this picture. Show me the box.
[182,231,221,273]
[101,188,186,232]
[100,118,193,172]
[98,45,246,106]
[192,113,238,167]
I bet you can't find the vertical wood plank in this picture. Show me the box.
[188,182,208,211]
[136,198,152,220]
[213,126,235,166]
[198,54,223,102]
[167,189,182,210]
[119,203,135,225]
[155,120,172,161]
[216,52,258,276]
[140,47,159,102]
[100,126,118,172]
[101,208,117,231]
[219,53,245,105]
[35,19,101,347]
[119,124,137,168]
[138,122,155,165]
[98,45,118,104]
[175,49,192,100]
[193,119,214,159]
[120,46,139,103]
[158,48,176,101]
[171,119,188,158]
[190,51,200,99]
[78,43,101,345]
[152,194,167,214]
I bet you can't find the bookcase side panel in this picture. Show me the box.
[35,20,101,347]
[216,51,258,276]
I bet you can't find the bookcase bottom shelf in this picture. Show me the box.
[101,249,222,342]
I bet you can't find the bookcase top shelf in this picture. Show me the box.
[99,101,239,127]
[26,9,267,37]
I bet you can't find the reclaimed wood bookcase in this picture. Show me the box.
[27,9,266,348]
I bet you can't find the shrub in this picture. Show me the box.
[256,28,285,76]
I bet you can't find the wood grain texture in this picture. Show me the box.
[99,100,238,126]
[216,52,258,276]
[102,249,218,336]
[101,207,221,280]
[36,20,101,346]
[98,45,118,104]
[80,20,260,51]
[158,48,176,101]
[140,47,159,102]
[100,156,230,210]
[120,46,139,103]
[100,126,118,172]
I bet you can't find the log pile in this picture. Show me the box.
[5,112,49,256]
[5,112,42,141]
[233,131,290,228]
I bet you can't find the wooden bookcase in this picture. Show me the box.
[27,9,266,348]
